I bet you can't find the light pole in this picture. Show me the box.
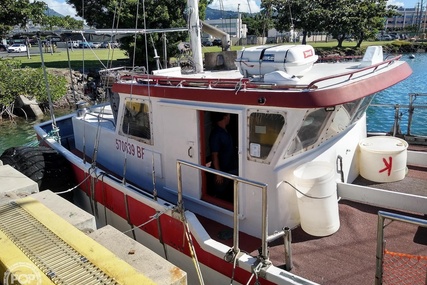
[237,4,241,39]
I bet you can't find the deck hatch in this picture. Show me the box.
[0,202,118,285]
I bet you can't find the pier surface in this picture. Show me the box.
[0,164,187,285]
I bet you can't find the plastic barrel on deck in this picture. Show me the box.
[359,136,408,182]
[293,161,340,237]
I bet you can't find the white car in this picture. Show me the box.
[7,44,27,53]
[67,41,80,48]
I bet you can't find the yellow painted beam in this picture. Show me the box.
[0,228,55,285]
[1,197,156,285]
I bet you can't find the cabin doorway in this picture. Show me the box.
[201,111,239,209]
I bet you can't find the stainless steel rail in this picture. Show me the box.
[370,93,427,136]
[375,210,427,285]
[176,159,270,263]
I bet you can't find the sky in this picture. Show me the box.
[42,0,422,20]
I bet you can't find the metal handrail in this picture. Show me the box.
[176,159,269,262]
[306,55,402,89]
[375,210,427,285]
[113,55,403,92]
[369,93,427,136]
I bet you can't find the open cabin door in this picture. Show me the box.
[160,105,201,198]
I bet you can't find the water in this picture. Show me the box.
[367,53,427,135]
[0,118,41,153]
[1,54,426,154]
[0,110,71,154]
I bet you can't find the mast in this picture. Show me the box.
[187,0,203,73]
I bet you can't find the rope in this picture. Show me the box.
[182,216,205,285]
[229,248,241,285]
[54,166,97,195]
[79,32,108,70]
[121,206,174,234]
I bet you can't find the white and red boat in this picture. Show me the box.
[33,1,427,284]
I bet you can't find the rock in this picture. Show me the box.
[15,95,44,118]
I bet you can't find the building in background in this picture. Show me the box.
[203,18,247,41]
[386,6,427,33]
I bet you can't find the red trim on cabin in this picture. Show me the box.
[112,62,411,108]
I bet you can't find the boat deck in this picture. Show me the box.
[197,144,427,285]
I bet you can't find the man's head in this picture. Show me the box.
[212,112,229,123]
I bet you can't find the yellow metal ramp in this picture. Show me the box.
[0,197,156,285]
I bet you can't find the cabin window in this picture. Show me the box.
[326,106,351,137]
[351,95,374,124]
[248,111,285,161]
[286,109,330,156]
[121,99,152,143]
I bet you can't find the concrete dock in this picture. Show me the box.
[0,163,187,285]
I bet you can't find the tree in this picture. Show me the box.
[352,1,399,48]
[242,15,264,36]
[270,0,325,44]
[0,0,47,36]
[0,59,67,119]
[260,0,275,39]
[320,0,356,48]
[41,15,84,31]
[66,0,211,70]
[270,0,398,47]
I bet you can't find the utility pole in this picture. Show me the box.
[237,4,241,39]
[421,0,426,34]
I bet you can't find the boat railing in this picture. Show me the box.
[306,55,402,89]
[110,54,403,92]
[175,159,270,264]
[375,211,427,285]
[369,93,427,139]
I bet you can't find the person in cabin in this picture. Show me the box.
[209,112,238,201]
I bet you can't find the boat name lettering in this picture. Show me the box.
[115,139,144,159]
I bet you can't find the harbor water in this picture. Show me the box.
[1,53,426,154]
[367,52,427,135]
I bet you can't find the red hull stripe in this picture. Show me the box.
[70,165,276,284]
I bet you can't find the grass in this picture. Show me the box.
[8,48,130,71]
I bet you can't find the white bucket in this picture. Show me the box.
[359,136,408,182]
[293,161,340,237]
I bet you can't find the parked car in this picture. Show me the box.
[202,39,212,46]
[67,41,80,48]
[79,42,94,48]
[100,41,120,48]
[7,44,27,53]
[212,39,222,46]
[376,34,393,41]
[92,42,102,48]
[111,41,120,48]
[0,44,8,51]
